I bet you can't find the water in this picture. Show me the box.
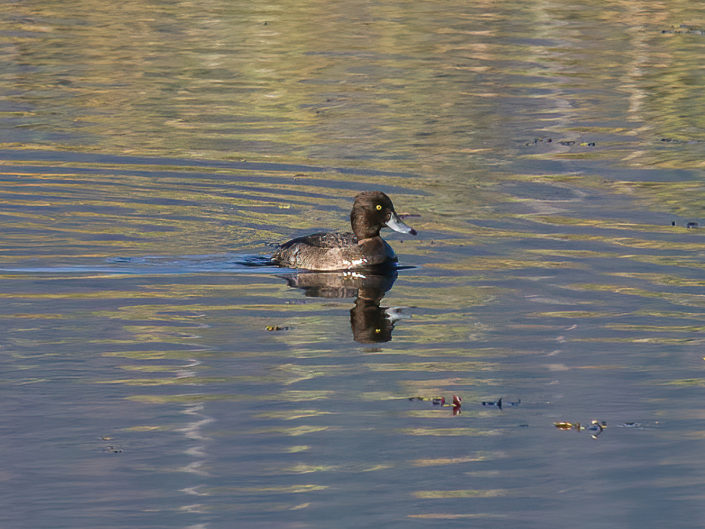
[3,1,705,528]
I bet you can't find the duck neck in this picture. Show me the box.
[356,236,378,245]
[351,209,383,240]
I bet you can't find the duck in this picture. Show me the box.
[271,191,417,271]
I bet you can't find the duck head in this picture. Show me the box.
[350,191,417,240]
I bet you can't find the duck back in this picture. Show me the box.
[271,232,396,271]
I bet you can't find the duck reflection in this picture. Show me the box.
[281,269,405,343]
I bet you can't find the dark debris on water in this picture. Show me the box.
[409,395,462,415]
[661,24,705,36]
[525,137,596,147]
[659,137,705,144]
[554,420,607,439]
[481,397,521,409]
[671,221,699,229]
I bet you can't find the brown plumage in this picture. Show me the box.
[271,191,417,271]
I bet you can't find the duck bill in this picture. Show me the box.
[386,212,417,236]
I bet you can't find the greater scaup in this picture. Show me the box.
[271,191,417,271]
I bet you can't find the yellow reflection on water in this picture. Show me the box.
[281,464,340,474]
[254,409,333,420]
[609,272,705,287]
[567,283,705,308]
[212,484,327,494]
[412,455,487,467]
[367,361,496,373]
[100,377,229,387]
[413,488,507,499]
[250,425,330,437]
[124,425,166,432]
[400,428,500,437]
[409,513,509,519]
[427,256,574,272]
[529,310,617,319]
[607,323,705,333]
[285,445,311,453]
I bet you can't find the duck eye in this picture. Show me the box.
[376,204,382,211]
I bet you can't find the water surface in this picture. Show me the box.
[3,1,705,528]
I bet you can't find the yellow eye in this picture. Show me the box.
[376,204,382,211]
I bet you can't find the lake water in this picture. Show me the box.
[3,2,705,528]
